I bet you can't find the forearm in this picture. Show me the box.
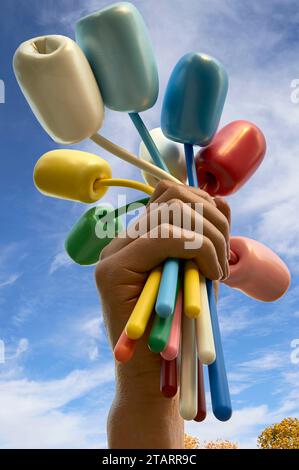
[97,180,230,449]
[102,280,219,450]
[107,346,184,449]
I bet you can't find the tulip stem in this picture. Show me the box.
[207,279,232,421]
[91,135,181,324]
[90,134,181,185]
[129,112,169,172]
[94,178,154,196]
[184,143,199,187]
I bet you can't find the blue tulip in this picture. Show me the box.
[161,52,228,146]
[76,2,159,113]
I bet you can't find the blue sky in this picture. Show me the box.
[0,0,299,449]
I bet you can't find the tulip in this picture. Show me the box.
[195,120,266,196]
[223,237,291,301]
[139,128,187,187]
[65,205,123,266]
[33,149,111,203]
[13,35,104,144]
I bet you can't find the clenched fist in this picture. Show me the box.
[95,180,230,449]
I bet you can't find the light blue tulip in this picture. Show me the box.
[76,2,159,113]
[161,52,228,146]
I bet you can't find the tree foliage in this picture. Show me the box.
[184,434,238,449]
[184,434,200,449]
[204,439,238,449]
[258,417,299,449]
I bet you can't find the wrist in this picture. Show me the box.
[114,340,161,402]
[108,386,184,449]
[108,344,184,449]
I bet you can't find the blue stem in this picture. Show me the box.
[156,258,180,317]
[128,113,179,318]
[129,112,169,172]
[206,279,232,421]
[184,143,199,187]
[184,143,231,421]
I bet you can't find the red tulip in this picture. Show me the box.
[195,120,266,196]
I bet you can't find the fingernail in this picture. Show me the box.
[223,260,230,280]
[222,261,228,280]
[218,265,224,280]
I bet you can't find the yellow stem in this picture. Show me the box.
[94,178,154,196]
[91,134,182,185]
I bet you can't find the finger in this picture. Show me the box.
[114,225,222,281]
[151,199,227,278]
[101,199,228,277]
[151,180,216,206]
[201,216,228,279]
[101,182,223,261]
[153,188,230,249]
[214,196,231,260]
[100,186,229,261]
[214,197,231,227]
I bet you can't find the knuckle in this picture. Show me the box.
[202,235,214,251]
[216,195,229,209]
[99,244,112,261]
[215,196,231,223]
[160,222,176,240]
[167,198,184,210]
[198,189,215,205]
[166,185,188,203]
[221,196,229,208]
[215,229,227,250]
[220,215,230,237]
[95,257,117,285]
[159,222,172,233]
[213,210,229,237]
[94,259,106,286]
[176,184,189,199]
[155,179,173,193]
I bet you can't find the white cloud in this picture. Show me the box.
[81,317,102,340]
[219,306,255,336]
[283,370,299,386]
[14,338,29,358]
[239,352,286,372]
[12,299,37,326]
[0,366,113,411]
[43,310,107,362]
[0,245,24,293]
[227,372,253,396]
[226,350,290,398]
[88,346,99,361]
[0,273,21,288]
[80,317,104,360]
[0,338,29,367]
[49,251,73,275]
[0,365,114,448]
